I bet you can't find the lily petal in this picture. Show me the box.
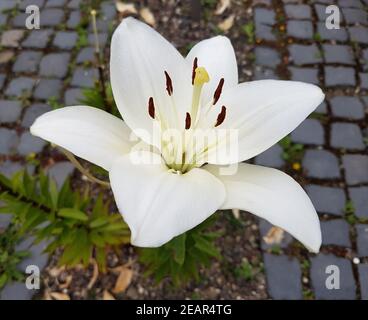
[109,151,226,247]
[206,163,321,252]
[30,106,134,171]
[206,80,324,164]
[186,36,238,106]
[110,17,192,142]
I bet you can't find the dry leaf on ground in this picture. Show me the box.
[103,290,116,300]
[263,226,285,245]
[140,7,156,26]
[217,14,235,32]
[215,0,231,15]
[87,260,99,290]
[116,2,137,15]
[113,267,133,294]
[50,292,71,300]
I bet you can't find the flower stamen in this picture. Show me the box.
[213,78,224,105]
[192,57,198,85]
[215,106,226,127]
[148,97,155,119]
[185,112,191,129]
[164,70,173,96]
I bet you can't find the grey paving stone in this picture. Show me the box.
[64,87,84,105]
[349,187,368,219]
[101,2,116,20]
[321,220,351,247]
[255,24,277,41]
[310,254,356,300]
[67,0,82,9]
[0,161,34,179]
[317,23,348,42]
[331,123,365,151]
[0,128,18,155]
[303,150,341,179]
[289,44,322,65]
[47,161,74,189]
[17,132,47,156]
[254,144,284,169]
[22,30,53,49]
[306,185,346,216]
[88,18,111,33]
[285,4,311,19]
[254,8,275,25]
[0,100,22,123]
[5,77,35,97]
[0,212,12,230]
[40,8,64,27]
[330,96,365,120]
[324,66,356,87]
[358,264,368,300]
[360,73,368,90]
[76,47,95,64]
[88,33,108,48]
[18,0,45,10]
[314,4,328,21]
[287,20,313,39]
[263,254,302,300]
[288,67,319,85]
[12,13,28,28]
[34,78,63,100]
[253,67,279,80]
[322,44,354,65]
[22,103,52,128]
[68,0,82,9]
[342,8,368,24]
[255,47,280,68]
[349,27,368,44]
[259,219,293,250]
[0,0,17,12]
[71,67,99,88]
[12,51,42,73]
[343,155,368,185]
[45,0,67,7]
[1,30,24,48]
[338,0,364,8]
[67,10,81,28]
[356,224,368,257]
[316,101,327,114]
[291,119,324,145]
[0,282,35,300]
[362,48,368,72]
[39,53,70,78]
[53,31,78,50]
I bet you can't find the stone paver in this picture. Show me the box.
[321,220,351,247]
[303,150,341,179]
[330,97,365,120]
[342,155,368,185]
[330,123,365,151]
[289,44,322,65]
[291,119,324,145]
[306,185,346,216]
[22,104,52,128]
[348,187,368,219]
[324,66,356,87]
[0,100,22,123]
[255,144,284,169]
[356,225,368,257]
[263,254,302,300]
[12,51,42,73]
[255,47,280,68]
[358,264,368,300]
[310,254,356,300]
[39,53,70,78]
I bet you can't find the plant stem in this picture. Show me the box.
[58,147,110,188]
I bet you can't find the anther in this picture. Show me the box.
[215,106,226,127]
[148,97,155,119]
[164,71,173,96]
[213,78,224,105]
[185,112,191,129]
[192,57,198,85]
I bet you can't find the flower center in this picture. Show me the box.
[147,58,227,173]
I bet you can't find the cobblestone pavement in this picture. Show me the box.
[0,0,367,299]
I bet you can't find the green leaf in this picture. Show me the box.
[171,233,186,265]
[89,217,109,229]
[58,208,88,221]
[193,235,220,258]
[0,273,8,289]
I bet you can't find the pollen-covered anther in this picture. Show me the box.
[215,106,226,127]
[148,97,155,119]
[193,67,210,86]
[164,71,173,96]
[213,78,224,105]
[185,112,191,129]
[192,57,198,85]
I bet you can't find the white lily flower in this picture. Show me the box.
[30,18,324,252]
